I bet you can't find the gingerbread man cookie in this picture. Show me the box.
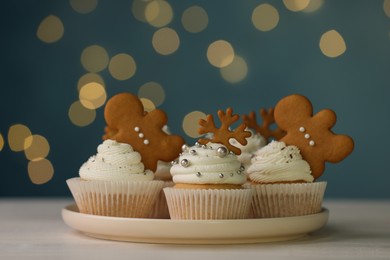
[274,94,354,179]
[103,93,185,171]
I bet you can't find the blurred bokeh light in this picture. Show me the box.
[36,15,64,43]
[252,4,279,32]
[108,53,137,80]
[152,27,180,55]
[81,45,109,73]
[1,0,389,198]
[181,6,208,33]
[182,111,207,138]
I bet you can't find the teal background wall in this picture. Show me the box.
[0,0,389,198]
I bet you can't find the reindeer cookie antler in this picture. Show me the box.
[103,93,185,171]
[242,108,285,142]
[274,94,354,179]
[197,108,251,155]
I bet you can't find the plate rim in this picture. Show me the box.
[62,203,329,244]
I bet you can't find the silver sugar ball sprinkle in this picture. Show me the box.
[195,142,201,147]
[196,172,202,177]
[219,173,224,178]
[201,145,207,149]
[190,149,197,155]
[239,165,245,172]
[171,160,177,166]
[181,159,190,167]
[181,144,190,152]
[229,151,235,155]
[230,173,234,177]
[216,147,228,158]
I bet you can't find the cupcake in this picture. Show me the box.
[246,140,326,218]
[245,94,354,218]
[67,139,164,218]
[164,108,254,220]
[67,92,185,218]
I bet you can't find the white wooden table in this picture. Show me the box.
[0,199,389,260]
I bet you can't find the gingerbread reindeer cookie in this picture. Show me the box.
[242,108,285,142]
[103,93,185,171]
[197,108,252,155]
[274,94,354,179]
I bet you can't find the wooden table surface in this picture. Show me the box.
[0,198,389,260]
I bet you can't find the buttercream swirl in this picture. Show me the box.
[170,142,247,185]
[79,139,154,181]
[247,141,313,183]
[229,129,267,172]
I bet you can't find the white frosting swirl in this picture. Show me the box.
[170,142,247,185]
[229,129,267,172]
[247,141,313,183]
[79,139,154,181]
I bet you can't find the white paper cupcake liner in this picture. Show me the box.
[245,182,327,218]
[163,187,253,220]
[149,181,174,219]
[66,177,164,218]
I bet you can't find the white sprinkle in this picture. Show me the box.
[299,127,305,132]
[304,133,310,139]
[309,140,315,146]
[134,126,140,132]
[138,133,144,138]
[144,139,149,145]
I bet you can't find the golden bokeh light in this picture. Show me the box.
[77,73,105,91]
[384,0,390,17]
[319,30,346,58]
[145,0,173,27]
[68,101,96,127]
[220,55,248,84]
[36,15,64,43]
[28,158,54,185]
[132,0,149,22]
[207,40,235,68]
[140,98,156,112]
[79,82,107,109]
[138,82,165,107]
[182,6,208,33]
[252,4,279,32]
[152,27,180,55]
[8,124,32,152]
[70,0,98,14]
[283,0,310,12]
[302,0,324,13]
[24,135,50,161]
[0,133,4,151]
[108,53,137,80]
[81,45,109,73]
[183,111,207,138]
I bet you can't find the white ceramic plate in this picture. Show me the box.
[62,204,329,244]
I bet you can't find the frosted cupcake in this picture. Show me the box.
[245,94,354,218]
[67,139,164,218]
[246,141,326,218]
[164,108,253,220]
